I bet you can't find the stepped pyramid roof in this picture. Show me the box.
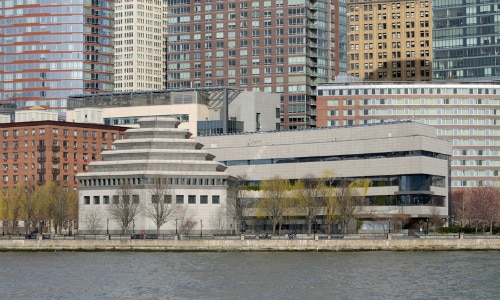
[77,117,233,180]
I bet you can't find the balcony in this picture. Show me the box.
[52,168,60,174]
[37,145,46,151]
[37,180,45,185]
[52,157,60,163]
[37,157,46,163]
[52,145,60,151]
[37,168,46,174]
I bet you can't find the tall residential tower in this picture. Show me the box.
[114,0,166,92]
[0,0,114,119]
[165,0,347,130]
[346,0,432,81]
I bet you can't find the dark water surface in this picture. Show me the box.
[0,251,498,300]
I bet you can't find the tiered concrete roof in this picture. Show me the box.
[78,117,230,180]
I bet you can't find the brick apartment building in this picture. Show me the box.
[0,121,127,192]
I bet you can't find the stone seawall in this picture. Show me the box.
[2,237,500,251]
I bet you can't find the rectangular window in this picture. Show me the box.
[113,195,119,204]
[200,195,208,204]
[84,196,90,205]
[188,195,196,204]
[176,195,184,204]
[93,196,100,204]
[212,195,220,204]
[103,195,109,204]
[164,195,172,204]
[132,195,139,204]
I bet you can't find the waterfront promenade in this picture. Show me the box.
[1,234,500,251]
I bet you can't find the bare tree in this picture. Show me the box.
[210,205,227,234]
[450,189,466,227]
[108,182,141,235]
[295,174,324,235]
[428,205,441,232]
[176,205,196,235]
[227,174,251,234]
[84,207,103,234]
[256,175,293,235]
[182,218,198,236]
[336,178,371,234]
[463,187,500,233]
[143,177,177,235]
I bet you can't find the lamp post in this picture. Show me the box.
[175,219,178,235]
[107,218,109,235]
[200,219,203,238]
[40,220,43,235]
[425,218,429,235]
[240,219,247,233]
[388,219,391,233]
[69,221,72,236]
[132,219,135,235]
[232,218,235,235]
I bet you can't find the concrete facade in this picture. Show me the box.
[66,89,280,136]
[197,121,452,230]
[77,118,237,235]
[316,82,500,188]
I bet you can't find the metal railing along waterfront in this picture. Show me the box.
[2,232,500,241]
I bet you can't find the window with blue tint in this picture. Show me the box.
[399,174,431,191]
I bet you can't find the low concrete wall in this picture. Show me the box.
[2,237,500,251]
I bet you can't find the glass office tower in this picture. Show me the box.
[0,0,114,119]
[433,0,500,81]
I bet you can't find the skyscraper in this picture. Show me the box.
[165,0,347,130]
[114,0,166,92]
[433,0,500,81]
[346,0,432,81]
[0,0,114,119]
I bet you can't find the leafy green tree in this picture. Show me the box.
[336,178,371,234]
[320,171,338,234]
[18,181,42,234]
[44,182,78,234]
[257,175,293,235]
[295,174,324,235]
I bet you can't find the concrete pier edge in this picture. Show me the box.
[1,238,500,252]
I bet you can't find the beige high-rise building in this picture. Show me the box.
[114,0,166,92]
[346,0,432,81]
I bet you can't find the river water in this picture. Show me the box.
[0,251,498,300]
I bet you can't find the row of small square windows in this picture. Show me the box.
[83,194,220,205]
[80,177,227,187]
